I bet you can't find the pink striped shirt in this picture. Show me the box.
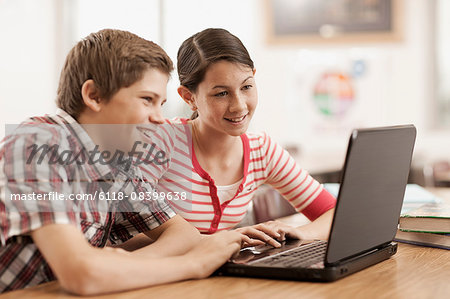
[158,118,336,234]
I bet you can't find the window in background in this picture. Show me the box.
[266,0,402,44]
[436,0,450,128]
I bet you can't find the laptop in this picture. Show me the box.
[216,124,417,281]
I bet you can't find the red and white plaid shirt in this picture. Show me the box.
[0,109,176,293]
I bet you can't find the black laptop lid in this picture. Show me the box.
[325,125,416,265]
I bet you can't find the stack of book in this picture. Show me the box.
[395,202,450,250]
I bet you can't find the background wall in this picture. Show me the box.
[1,0,448,169]
[0,0,57,136]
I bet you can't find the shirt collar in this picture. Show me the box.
[55,108,112,178]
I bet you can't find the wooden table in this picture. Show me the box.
[2,188,450,299]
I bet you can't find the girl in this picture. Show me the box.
[160,28,336,247]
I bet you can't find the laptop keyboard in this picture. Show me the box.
[248,240,327,268]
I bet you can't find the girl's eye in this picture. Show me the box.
[214,91,228,97]
[242,85,252,90]
[142,97,153,102]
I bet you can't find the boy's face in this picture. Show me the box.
[96,68,169,124]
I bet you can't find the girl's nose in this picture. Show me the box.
[229,94,247,113]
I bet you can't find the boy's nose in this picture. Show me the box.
[149,107,165,124]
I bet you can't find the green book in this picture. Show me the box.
[399,202,450,233]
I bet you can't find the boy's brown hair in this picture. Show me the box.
[56,29,173,119]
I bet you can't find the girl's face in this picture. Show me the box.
[192,60,257,137]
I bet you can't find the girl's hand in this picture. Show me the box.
[236,208,335,247]
[235,220,309,248]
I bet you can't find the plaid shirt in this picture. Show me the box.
[0,109,176,293]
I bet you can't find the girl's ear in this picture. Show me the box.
[178,86,197,111]
[253,68,256,76]
[81,80,102,112]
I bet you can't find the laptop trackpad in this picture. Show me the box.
[231,239,322,265]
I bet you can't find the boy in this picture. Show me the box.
[0,29,245,295]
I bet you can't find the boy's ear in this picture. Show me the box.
[177,86,197,111]
[81,80,102,112]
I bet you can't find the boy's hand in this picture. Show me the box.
[185,231,247,279]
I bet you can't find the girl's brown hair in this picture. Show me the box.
[56,29,173,119]
[177,28,254,119]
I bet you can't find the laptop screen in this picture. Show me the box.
[325,125,416,265]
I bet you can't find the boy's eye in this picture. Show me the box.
[142,97,153,102]
[214,91,228,97]
[242,85,252,90]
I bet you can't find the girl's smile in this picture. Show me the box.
[224,114,248,124]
